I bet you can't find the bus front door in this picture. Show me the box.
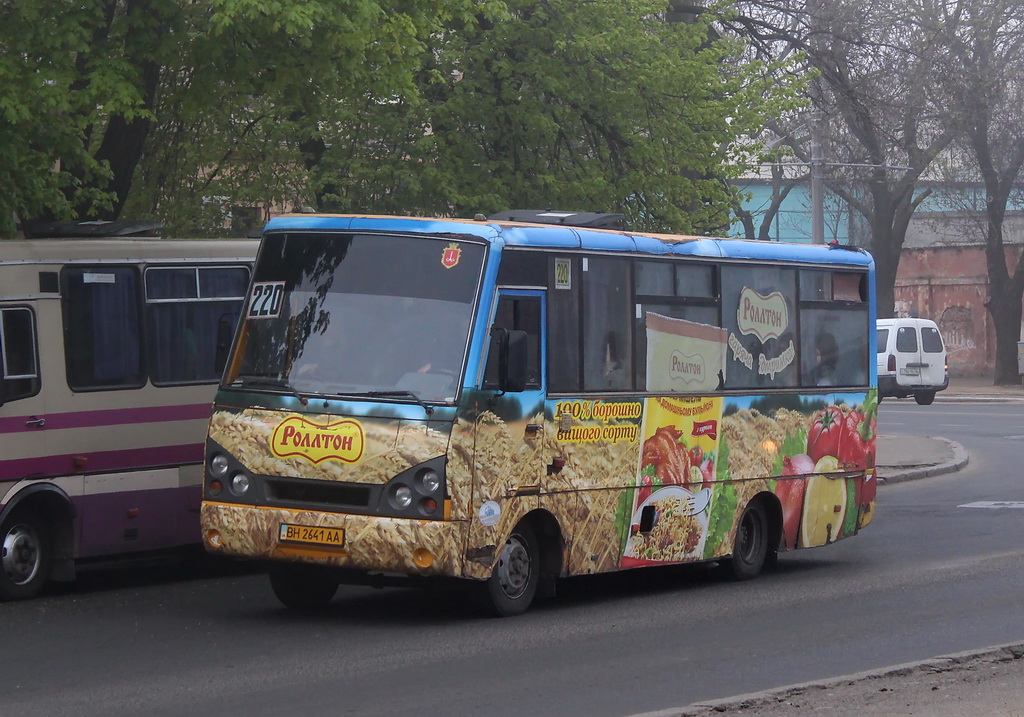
[467,290,553,567]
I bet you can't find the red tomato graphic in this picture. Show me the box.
[807,406,844,463]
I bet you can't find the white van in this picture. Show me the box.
[876,318,948,404]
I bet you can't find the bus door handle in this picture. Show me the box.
[525,423,543,437]
[25,416,46,428]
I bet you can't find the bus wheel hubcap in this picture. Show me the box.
[2,526,40,585]
[496,535,530,599]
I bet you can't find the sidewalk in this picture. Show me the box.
[643,376,1024,717]
[935,374,1024,402]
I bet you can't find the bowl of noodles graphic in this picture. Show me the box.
[621,485,712,567]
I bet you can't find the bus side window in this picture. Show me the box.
[798,269,869,388]
[0,306,41,403]
[146,266,249,385]
[583,257,632,391]
[484,295,542,389]
[63,266,145,390]
[214,312,238,374]
[721,265,798,389]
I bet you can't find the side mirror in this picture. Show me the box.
[214,313,237,374]
[496,328,529,393]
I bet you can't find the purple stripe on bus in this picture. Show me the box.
[72,484,202,557]
[0,443,204,482]
[0,403,213,435]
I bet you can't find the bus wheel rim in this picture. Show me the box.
[738,512,756,562]
[496,535,531,599]
[2,525,41,585]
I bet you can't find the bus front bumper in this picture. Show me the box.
[201,501,467,577]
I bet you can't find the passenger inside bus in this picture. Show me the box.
[811,330,839,386]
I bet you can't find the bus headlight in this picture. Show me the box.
[230,472,251,496]
[418,469,442,495]
[209,453,229,478]
[390,484,413,510]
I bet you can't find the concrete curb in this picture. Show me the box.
[876,437,969,485]
[936,395,1024,403]
[631,642,1024,717]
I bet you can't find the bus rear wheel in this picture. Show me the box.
[726,501,767,581]
[485,523,540,617]
[269,563,339,609]
[0,508,51,601]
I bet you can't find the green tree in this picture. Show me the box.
[127,0,467,235]
[0,0,145,236]
[313,0,804,234]
[1,0,466,237]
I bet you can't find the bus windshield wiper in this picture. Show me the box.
[365,390,434,415]
[232,376,309,406]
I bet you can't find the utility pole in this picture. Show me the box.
[810,111,825,244]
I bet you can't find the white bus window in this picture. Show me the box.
[799,269,870,388]
[636,262,673,296]
[801,309,869,387]
[484,295,542,390]
[583,258,632,391]
[637,261,715,299]
[635,304,720,391]
[674,264,715,298]
[1,307,40,402]
[548,257,581,392]
[200,267,249,297]
[721,265,798,389]
[63,267,145,390]
[146,266,249,385]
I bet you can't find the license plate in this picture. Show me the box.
[278,524,345,547]
[899,367,920,376]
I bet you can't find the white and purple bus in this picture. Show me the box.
[0,228,257,599]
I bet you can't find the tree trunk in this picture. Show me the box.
[89,110,154,219]
[868,195,904,320]
[986,281,1023,385]
[983,208,1024,385]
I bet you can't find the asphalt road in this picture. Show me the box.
[3,402,1023,717]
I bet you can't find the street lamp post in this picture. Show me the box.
[810,111,825,244]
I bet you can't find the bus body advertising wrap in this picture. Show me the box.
[201,214,877,616]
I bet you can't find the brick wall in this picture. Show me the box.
[893,245,1024,376]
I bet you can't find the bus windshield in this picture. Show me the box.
[226,232,486,403]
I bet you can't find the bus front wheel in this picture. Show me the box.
[726,501,768,581]
[0,507,51,601]
[486,522,540,617]
[269,563,339,609]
